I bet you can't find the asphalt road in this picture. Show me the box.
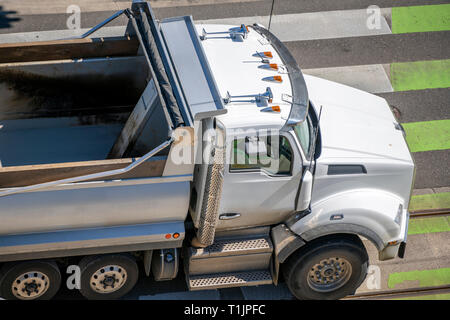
[0,0,448,300]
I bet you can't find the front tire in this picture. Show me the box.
[78,254,138,300]
[283,235,368,300]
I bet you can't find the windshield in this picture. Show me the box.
[293,116,312,158]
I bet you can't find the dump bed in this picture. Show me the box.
[0,2,226,262]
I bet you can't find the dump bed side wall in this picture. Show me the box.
[0,174,191,236]
[0,136,194,261]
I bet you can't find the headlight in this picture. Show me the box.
[394,204,403,225]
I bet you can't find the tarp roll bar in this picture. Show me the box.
[130,6,184,127]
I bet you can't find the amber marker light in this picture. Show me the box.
[271,106,281,112]
[173,233,180,239]
[165,234,172,239]
[273,76,282,82]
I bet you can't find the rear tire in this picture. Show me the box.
[283,235,368,300]
[0,260,61,300]
[78,254,138,300]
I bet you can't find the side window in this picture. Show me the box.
[230,135,293,175]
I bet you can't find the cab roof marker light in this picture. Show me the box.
[262,76,283,83]
[253,51,273,64]
[258,63,280,71]
[271,106,281,112]
[260,106,281,113]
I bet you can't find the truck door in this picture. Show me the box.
[217,132,303,230]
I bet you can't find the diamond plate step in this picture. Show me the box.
[188,270,273,291]
[191,237,273,258]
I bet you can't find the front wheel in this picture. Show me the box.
[283,235,368,300]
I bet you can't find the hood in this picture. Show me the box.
[304,74,413,164]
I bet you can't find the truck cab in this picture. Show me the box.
[192,22,413,260]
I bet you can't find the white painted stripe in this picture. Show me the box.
[198,8,392,42]
[0,7,391,44]
[138,290,220,300]
[303,64,394,93]
[0,26,126,43]
[0,6,392,43]
[0,0,123,15]
[0,0,262,14]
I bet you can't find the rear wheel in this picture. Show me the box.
[283,235,368,300]
[0,260,61,300]
[79,254,138,300]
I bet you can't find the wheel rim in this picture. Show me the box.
[89,265,128,294]
[306,257,352,293]
[12,271,50,300]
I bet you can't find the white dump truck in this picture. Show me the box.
[0,1,414,300]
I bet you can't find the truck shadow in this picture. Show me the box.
[0,6,21,29]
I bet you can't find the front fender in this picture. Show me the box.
[289,190,405,255]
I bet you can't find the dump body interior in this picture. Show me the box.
[0,35,171,187]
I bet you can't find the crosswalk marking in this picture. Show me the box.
[0,0,123,15]
[392,4,450,34]
[391,59,450,92]
[408,217,450,235]
[403,119,450,153]
[0,0,263,14]
[304,58,450,94]
[388,268,450,289]
[303,64,393,93]
[410,192,450,211]
[197,8,392,42]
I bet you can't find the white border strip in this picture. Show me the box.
[198,8,392,41]
[304,64,394,93]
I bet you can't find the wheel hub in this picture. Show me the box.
[307,257,352,293]
[90,265,127,294]
[12,271,50,300]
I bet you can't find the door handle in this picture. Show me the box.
[219,213,241,220]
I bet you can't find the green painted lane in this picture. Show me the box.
[410,192,450,211]
[392,4,450,34]
[391,59,450,92]
[402,119,450,152]
[388,268,450,289]
[394,293,450,300]
[408,216,450,235]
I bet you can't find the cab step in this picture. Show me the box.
[188,270,273,291]
[187,236,273,275]
[192,236,272,257]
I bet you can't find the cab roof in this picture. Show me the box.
[196,24,294,131]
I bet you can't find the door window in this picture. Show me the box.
[230,135,293,175]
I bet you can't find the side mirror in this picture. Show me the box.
[296,170,313,211]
